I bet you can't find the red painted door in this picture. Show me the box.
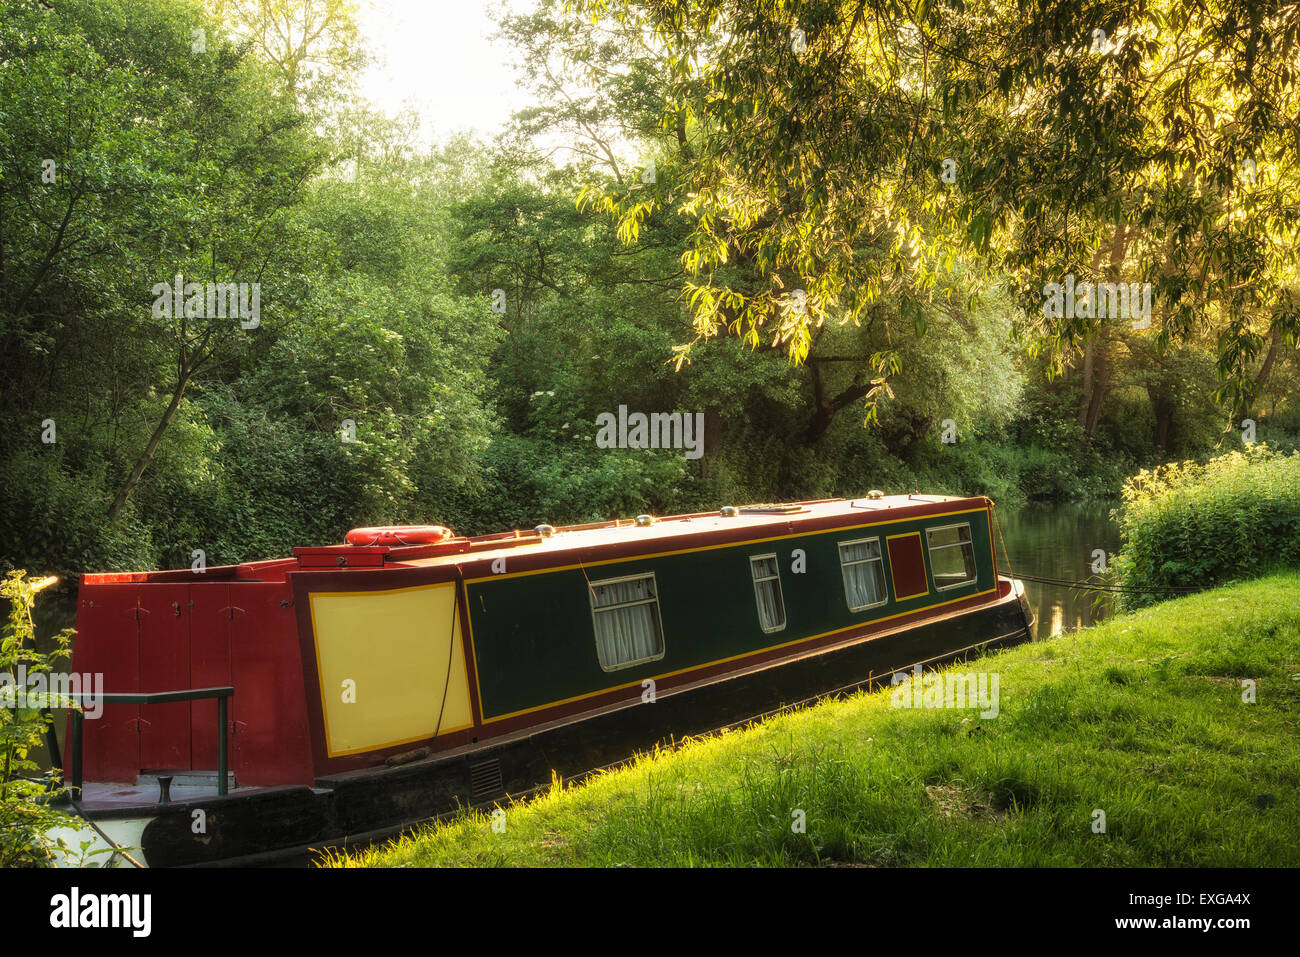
[189,583,232,770]
[71,584,140,782]
[136,584,191,771]
[231,583,313,786]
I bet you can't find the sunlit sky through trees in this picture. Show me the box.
[357,0,535,141]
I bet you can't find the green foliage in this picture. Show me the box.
[572,0,1300,417]
[449,434,692,534]
[2,0,1295,598]
[0,0,498,573]
[0,572,88,867]
[0,450,154,577]
[1112,445,1300,607]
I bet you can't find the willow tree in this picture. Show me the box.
[574,0,1300,425]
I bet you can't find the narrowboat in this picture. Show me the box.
[53,493,1034,866]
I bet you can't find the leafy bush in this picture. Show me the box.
[1111,445,1300,607]
[446,434,693,534]
[0,450,154,577]
[1,572,90,867]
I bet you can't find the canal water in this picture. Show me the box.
[994,500,1122,637]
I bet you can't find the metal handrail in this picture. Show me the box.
[65,686,235,798]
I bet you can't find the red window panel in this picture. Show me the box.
[886,532,930,602]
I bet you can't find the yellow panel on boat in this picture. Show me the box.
[309,582,472,757]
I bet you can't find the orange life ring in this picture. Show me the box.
[345,525,454,547]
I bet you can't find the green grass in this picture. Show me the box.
[326,571,1300,867]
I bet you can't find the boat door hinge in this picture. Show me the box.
[279,599,293,608]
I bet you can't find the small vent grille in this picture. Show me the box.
[470,758,503,797]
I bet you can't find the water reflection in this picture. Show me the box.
[995,500,1122,638]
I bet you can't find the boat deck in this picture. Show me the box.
[70,769,268,815]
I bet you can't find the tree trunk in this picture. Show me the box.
[1148,384,1173,453]
[106,375,189,521]
[803,362,871,444]
[1077,338,1095,430]
[1083,341,1109,438]
[1252,326,1284,395]
[1077,223,1129,439]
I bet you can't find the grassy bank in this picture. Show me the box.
[328,572,1300,868]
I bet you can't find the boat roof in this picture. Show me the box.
[81,494,991,584]
[396,494,988,571]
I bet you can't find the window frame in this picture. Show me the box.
[748,552,787,633]
[587,571,667,672]
[925,522,978,592]
[837,536,889,612]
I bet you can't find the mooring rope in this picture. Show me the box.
[430,570,463,743]
[1012,572,1203,595]
[991,507,1202,596]
[82,818,144,869]
[990,507,1017,583]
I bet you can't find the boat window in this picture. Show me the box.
[926,523,977,590]
[588,573,666,671]
[749,554,786,632]
[839,538,888,611]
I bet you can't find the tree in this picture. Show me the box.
[0,0,332,524]
[209,0,365,108]
[572,0,1299,421]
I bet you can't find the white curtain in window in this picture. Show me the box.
[750,557,785,630]
[592,577,655,608]
[840,540,885,609]
[843,561,884,608]
[592,577,662,668]
[754,580,783,629]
